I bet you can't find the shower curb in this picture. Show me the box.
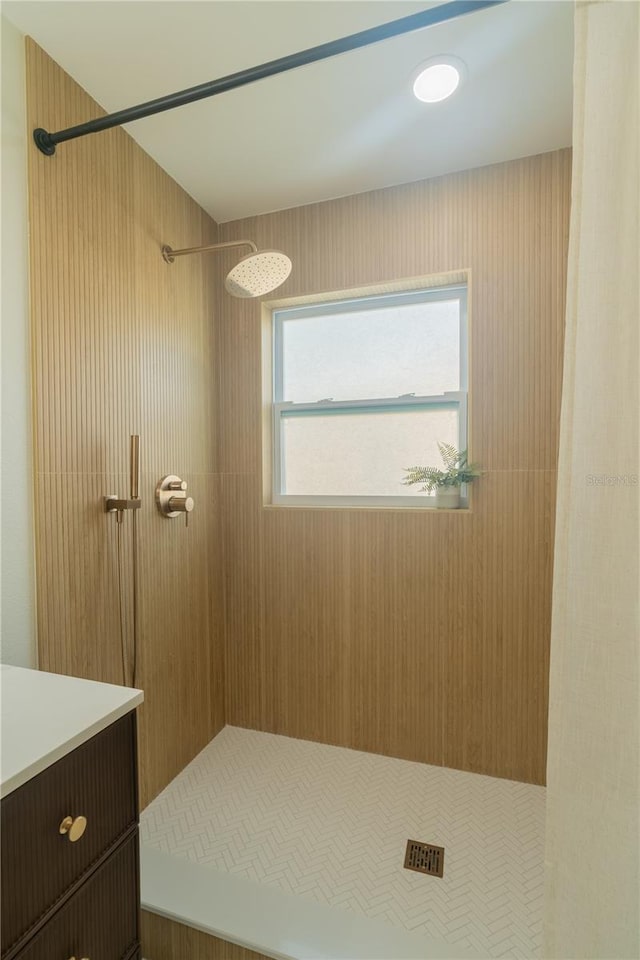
[140,843,481,960]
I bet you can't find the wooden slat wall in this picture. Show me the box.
[25,41,224,808]
[141,913,271,960]
[25,35,570,792]
[216,149,571,785]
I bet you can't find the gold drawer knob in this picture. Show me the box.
[59,814,87,842]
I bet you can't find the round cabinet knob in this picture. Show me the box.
[168,496,194,513]
[59,814,88,842]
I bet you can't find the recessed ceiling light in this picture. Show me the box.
[412,56,466,103]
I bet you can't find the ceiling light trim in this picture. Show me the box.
[412,55,467,103]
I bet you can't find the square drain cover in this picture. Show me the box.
[404,839,445,878]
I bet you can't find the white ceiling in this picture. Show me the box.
[3,1,574,222]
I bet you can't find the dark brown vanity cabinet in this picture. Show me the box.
[1,712,141,960]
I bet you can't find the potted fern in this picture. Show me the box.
[403,442,480,508]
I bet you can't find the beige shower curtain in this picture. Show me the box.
[543,2,639,958]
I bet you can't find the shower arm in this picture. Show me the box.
[162,239,257,264]
[33,0,507,156]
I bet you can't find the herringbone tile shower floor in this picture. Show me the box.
[140,727,545,959]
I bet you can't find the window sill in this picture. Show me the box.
[263,501,471,513]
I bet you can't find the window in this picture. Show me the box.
[270,283,468,506]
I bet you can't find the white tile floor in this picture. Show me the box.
[141,727,545,959]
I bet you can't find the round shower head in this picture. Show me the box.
[224,250,292,299]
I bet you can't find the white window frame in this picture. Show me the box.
[271,284,468,508]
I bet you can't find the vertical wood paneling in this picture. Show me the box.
[25,34,569,791]
[141,913,271,960]
[26,41,224,807]
[217,150,571,785]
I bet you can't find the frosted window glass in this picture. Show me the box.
[282,406,459,497]
[281,299,460,402]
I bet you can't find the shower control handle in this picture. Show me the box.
[155,475,194,523]
[168,496,194,513]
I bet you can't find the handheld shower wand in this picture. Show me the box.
[130,435,140,689]
[104,436,141,687]
[104,436,142,518]
[130,434,140,500]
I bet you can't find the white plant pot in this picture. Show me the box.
[435,487,461,509]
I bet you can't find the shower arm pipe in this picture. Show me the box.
[33,0,507,156]
[162,239,257,264]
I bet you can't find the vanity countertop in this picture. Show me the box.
[0,664,143,798]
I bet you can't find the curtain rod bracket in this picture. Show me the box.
[34,128,56,156]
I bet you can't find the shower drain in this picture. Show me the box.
[404,839,445,877]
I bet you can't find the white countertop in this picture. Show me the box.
[0,665,143,798]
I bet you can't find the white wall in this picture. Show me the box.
[1,17,37,667]
[543,3,639,958]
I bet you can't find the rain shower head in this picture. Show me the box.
[225,250,292,299]
[162,239,292,298]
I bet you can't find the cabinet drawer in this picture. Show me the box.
[1,713,137,956]
[14,832,139,960]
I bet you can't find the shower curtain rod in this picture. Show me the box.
[33,0,507,156]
